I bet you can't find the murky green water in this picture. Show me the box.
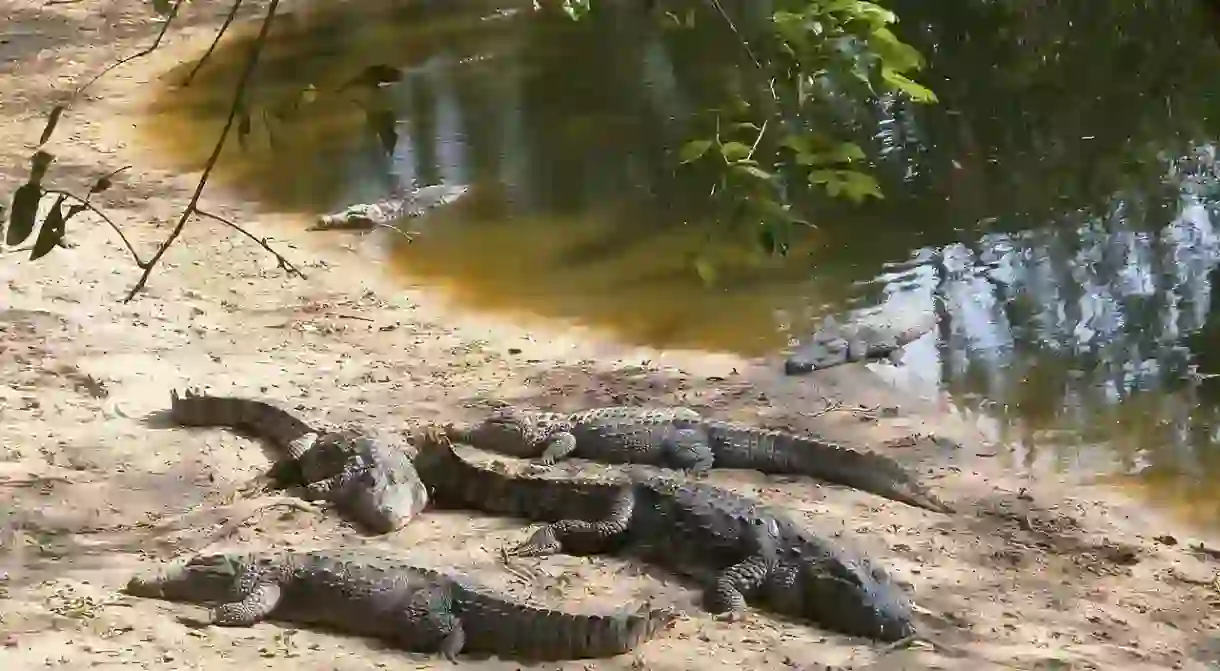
[142,0,1220,528]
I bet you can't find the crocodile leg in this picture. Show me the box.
[399,584,465,662]
[504,486,635,557]
[302,469,359,499]
[706,517,781,621]
[211,580,284,626]
[538,431,578,465]
[285,432,320,461]
[661,427,715,472]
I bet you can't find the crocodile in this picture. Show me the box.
[447,405,952,513]
[124,547,675,661]
[784,314,934,376]
[167,389,428,534]
[412,427,918,642]
[309,183,470,232]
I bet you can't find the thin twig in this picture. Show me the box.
[806,397,844,418]
[364,221,418,243]
[184,0,245,86]
[96,164,133,185]
[746,118,768,160]
[498,545,541,585]
[69,0,184,104]
[41,188,144,265]
[124,0,283,302]
[704,0,782,113]
[195,208,306,279]
[706,0,763,71]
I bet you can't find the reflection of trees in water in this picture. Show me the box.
[886,146,1220,478]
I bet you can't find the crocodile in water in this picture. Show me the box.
[124,547,675,661]
[447,405,951,513]
[168,389,428,534]
[413,427,917,642]
[784,314,933,375]
[309,183,470,232]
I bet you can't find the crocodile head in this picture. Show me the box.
[783,338,849,375]
[443,407,555,457]
[336,435,430,534]
[766,544,917,642]
[124,552,258,603]
[783,317,851,375]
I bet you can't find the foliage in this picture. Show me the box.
[656,0,936,258]
[1,0,303,301]
[2,0,932,297]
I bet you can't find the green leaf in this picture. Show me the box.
[341,64,404,92]
[694,256,717,284]
[29,150,54,183]
[732,164,773,182]
[720,141,752,162]
[779,134,813,155]
[731,122,762,133]
[679,139,713,164]
[755,197,811,228]
[867,27,925,73]
[237,107,252,150]
[559,0,591,20]
[881,67,938,103]
[90,175,113,195]
[809,169,883,203]
[29,194,67,261]
[39,105,64,147]
[796,142,866,166]
[758,222,790,255]
[833,142,866,162]
[6,183,42,247]
[366,108,398,155]
[151,0,174,17]
[263,111,279,151]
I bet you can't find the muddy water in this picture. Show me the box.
[140,0,1220,529]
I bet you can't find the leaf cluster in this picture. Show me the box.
[3,0,307,302]
[653,0,938,276]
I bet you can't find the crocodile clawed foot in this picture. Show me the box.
[712,609,747,624]
[503,527,562,558]
[235,473,278,499]
[176,613,214,629]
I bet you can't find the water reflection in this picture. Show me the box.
[141,0,1220,525]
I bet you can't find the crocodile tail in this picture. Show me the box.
[169,389,316,457]
[412,425,608,521]
[456,586,676,660]
[702,421,953,513]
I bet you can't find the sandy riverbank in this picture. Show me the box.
[2,1,1219,669]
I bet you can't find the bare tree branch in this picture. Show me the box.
[194,207,305,278]
[184,0,245,86]
[69,0,185,104]
[41,188,145,266]
[124,0,284,303]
